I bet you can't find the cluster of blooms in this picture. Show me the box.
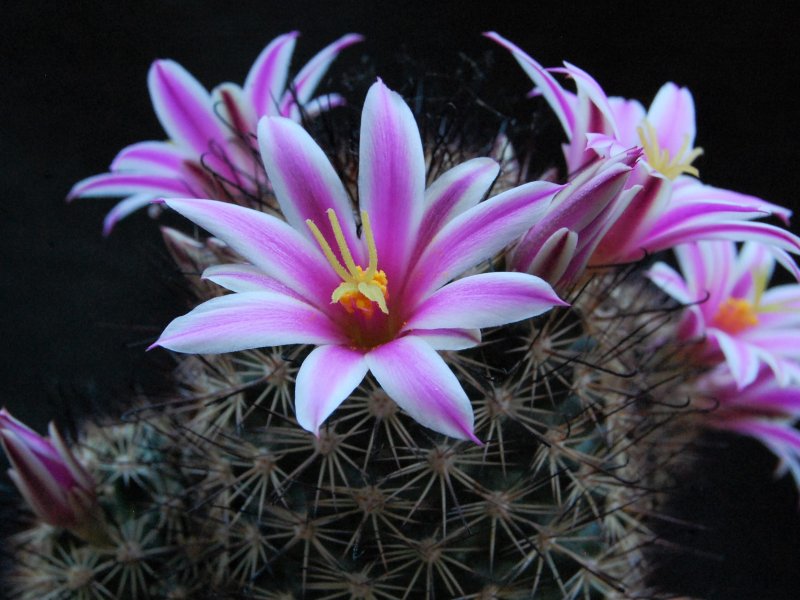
[5,30,800,541]
[486,32,800,486]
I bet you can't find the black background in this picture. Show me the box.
[2,1,799,597]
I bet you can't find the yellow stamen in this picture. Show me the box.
[306,209,389,316]
[637,119,704,180]
[306,214,351,281]
[713,297,759,334]
[752,270,769,308]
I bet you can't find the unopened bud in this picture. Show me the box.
[0,408,105,542]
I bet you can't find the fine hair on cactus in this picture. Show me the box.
[3,22,800,600]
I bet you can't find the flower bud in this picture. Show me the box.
[0,408,97,533]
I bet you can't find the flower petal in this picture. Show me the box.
[592,174,671,264]
[650,200,781,241]
[672,243,705,300]
[409,181,563,303]
[295,345,368,435]
[737,383,800,416]
[484,32,576,138]
[564,185,640,283]
[163,198,340,308]
[203,263,303,298]
[67,172,192,200]
[366,336,479,443]
[148,60,232,165]
[102,194,155,235]
[557,62,619,138]
[741,329,800,361]
[405,272,565,331]
[709,329,761,389]
[418,157,500,254]
[646,83,696,155]
[300,93,347,119]
[212,82,259,141]
[520,227,578,285]
[257,116,362,263]
[762,284,800,309]
[279,33,363,114]
[646,262,694,305]
[6,466,72,526]
[643,220,800,257]
[244,32,298,117]
[678,242,737,316]
[0,410,61,462]
[724,419,800,486]
[358,80,426,282]
[407,328,482,351]
[608,96,647,147]
[47,423,94,491]
[512,151,635,273]
[110,141,191,174]
[671,177,792,225]
[0,429,70,513]
[151,291,345,354]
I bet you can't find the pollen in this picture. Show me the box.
[713,297,759,334]
[637,119,704,180]
[306,209,389,316]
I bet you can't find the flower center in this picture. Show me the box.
[712,297,759,334]
[637,119,704,180]
[306,209,389,317]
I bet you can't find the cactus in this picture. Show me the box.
[2,132,693,600]
[4,271,700,599]
[4,32,800,600]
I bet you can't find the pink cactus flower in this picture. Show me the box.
[509,147,641,289]
[0,408,96,530]
[726,419,800,487]
[150,80,567,442]
[486,32,799,266]
[68,32,362,234]
[648,241,800,389]
[696,367,800,488]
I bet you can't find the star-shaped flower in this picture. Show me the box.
[151,80,567,442]
[649,241,800,388]
[68,32,362,234]
[486,32,799,266]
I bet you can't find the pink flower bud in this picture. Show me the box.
[0,408,96,530]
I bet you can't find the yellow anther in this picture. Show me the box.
[306,209,389,316]
[637,120,704,180]
[713,297,759,334]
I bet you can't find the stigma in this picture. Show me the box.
[637,120,704,180]
[713,297,759,334]
[306,209,389,317]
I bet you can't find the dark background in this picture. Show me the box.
[1,1,798,597]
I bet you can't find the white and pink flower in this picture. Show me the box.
[0,409,97,531]
[68,32,362,234]
[649,241,800,388]
[509,147,641,289]
[486,32,799,266]
[696,367,800,488]
[151,80,567,442]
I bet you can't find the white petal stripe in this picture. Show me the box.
[405,272,566,331]
[153,291,344,354]
[295,345,369,435]
[366,337,479,443]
